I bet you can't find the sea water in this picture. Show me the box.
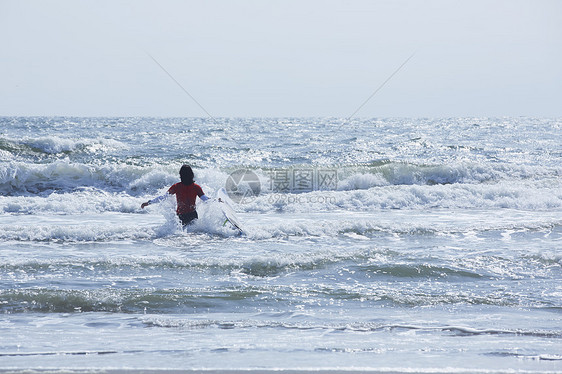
[0,117,560,372]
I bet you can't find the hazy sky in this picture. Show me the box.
[1,0,561,117]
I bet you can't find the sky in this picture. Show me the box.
[1,0,561,117]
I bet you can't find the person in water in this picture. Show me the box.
[141,165,209,226]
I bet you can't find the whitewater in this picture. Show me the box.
[0,117,561,373]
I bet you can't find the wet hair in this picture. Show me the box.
[179,164,194,185]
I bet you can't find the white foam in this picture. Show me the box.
[2,174,560,218]
[0,161,169,195]
[0,219,154,242]
[238,178,562,213]
[338,173,389,190]
[20,135,128,155]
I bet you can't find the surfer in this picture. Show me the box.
[141,165,209,226]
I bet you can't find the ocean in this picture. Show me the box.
[0,117,561,373]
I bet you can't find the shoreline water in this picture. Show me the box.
[1,117,560,372]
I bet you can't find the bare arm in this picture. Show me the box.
[141,194,168,209]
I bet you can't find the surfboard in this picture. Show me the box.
[216,188,244,235]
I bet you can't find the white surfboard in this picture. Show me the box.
[216,188,244,235]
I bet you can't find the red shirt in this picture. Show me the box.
[168,182,204,214]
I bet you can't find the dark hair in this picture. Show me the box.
[180,164,194,185]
